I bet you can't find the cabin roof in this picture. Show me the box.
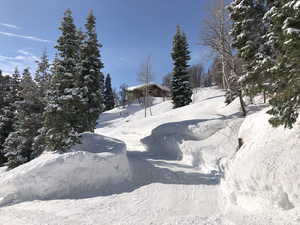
[127,82,170,92]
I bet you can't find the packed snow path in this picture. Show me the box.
[0,88,239,225]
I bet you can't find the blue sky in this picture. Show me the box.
[0,0,219,89]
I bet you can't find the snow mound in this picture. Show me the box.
[0,133,131,206]
[222,109,300,211]
[141,118,226,160]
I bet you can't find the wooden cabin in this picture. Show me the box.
[127,83,170,102]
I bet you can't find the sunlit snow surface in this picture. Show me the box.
[0,87,297,224]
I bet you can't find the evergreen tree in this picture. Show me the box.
[228,0,270,98]
[0,69,20,164]
[266,0,300,128]
[230,0,300,127]
[31,52,52,157]
[35,50,51,100]
[104,74,115,111]
[171,26,192,108]
[80,10,104,131]
[43,9,83,152]
[3,68,43,168]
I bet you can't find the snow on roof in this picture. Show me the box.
[127,82,170,92]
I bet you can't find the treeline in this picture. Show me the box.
[0,10,115,169]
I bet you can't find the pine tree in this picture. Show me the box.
[3,68,43,168]
[171,26,192,108]
[80,10,104,131]
[228,0,270,98]
[43,9,83,152]
[230,0,300,127]
[31,52,51,157]
[104,74,115,111]
[266,0,300,128]
[0,69,21,165]
[35,50,51,100]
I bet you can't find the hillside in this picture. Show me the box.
[0,87,298,224]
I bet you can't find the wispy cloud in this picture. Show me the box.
[0,49,39,74]
[17,50,39,61]
[0,22,20,29]
[0,31,51,43]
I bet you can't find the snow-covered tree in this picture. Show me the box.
[0,69,21,165]
[229,0,300,127]
[171,26,192,108]
[43,9,83,152]
[80,10,104,131]
[104,74,115,111]
[35,50,51,100]
[266,0,300,128]
[228,0,269,99]
[3,68,43,168]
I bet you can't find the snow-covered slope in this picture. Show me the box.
[2,87,295,225]
[0,133,131,206]
[97,87,243,172]
[0,87,243,224]
[220,108,300,224]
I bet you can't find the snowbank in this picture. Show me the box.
[141,119,226,160]
[0,133,131,206]
[222,109,300,211]
[140,92,244,172]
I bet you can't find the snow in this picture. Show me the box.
[0,86,297,224]
[0,133,131,206]
[286,28,300,35]
[127,82,170,92]
[294,0,300,9]
[221,108,300,224]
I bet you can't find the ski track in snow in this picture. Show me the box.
[0,87,276,225]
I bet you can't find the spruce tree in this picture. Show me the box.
[43,9,83,152]
[0,69,20,165]
[171,26,192,108]
[104,74,115,111]
[35,50,51,100]
[266,0,300,128]
[3,68,43,168]
[80,10,104,131]
[230,0,300,127]
[228,0,270,99]
[31,52,51,157]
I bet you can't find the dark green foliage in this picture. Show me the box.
[35,50,51,101]
[3,68,44,169]
[43,9,83,152]
[43,9,105,152]
[171,26,192,108]
[104,74,115,111]
[228,0,269,97]
[266,0,300,128]
[230,0,300,127]
[0,69,21,165]
[80,10,104,131]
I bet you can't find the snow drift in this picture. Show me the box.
[222,109,300,211]
[0,133,131,206]
[141,118,226,160]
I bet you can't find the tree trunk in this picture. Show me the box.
[238,90,247,117]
